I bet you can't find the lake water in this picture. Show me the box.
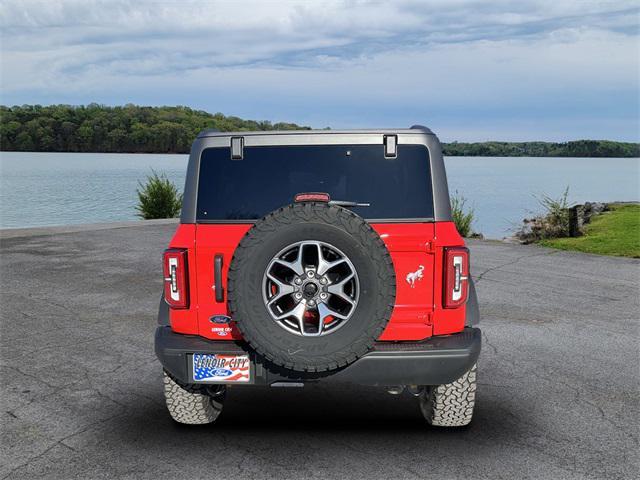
[1,152,638,238]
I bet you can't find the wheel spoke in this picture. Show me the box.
[274,258,304,276]
[317,258,347,276]
[297,305,324,337]
[267,286,295,306]
[272,243,305,276]
[327,272,354,294]
[315,314,324,335]
[327,272,356,306]
[292,301,308,334]
[266,272,289,290]
[318,302,349,321]
[309,241,350,276]
[275,300,306,321]
[334,292,356,306]
[266,273,295,305]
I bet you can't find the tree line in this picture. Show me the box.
[1,104,638,157]
[443,140,639,158]
[0,104,310,154]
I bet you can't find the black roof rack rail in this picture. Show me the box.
[198,128,221,137]
[410,125,433,134]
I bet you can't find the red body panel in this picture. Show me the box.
[195,225,251,340]
[372,223,435,340]
[168,221,466,342]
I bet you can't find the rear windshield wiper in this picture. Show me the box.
[329,200,371,208]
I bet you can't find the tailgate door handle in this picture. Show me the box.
[214,254,224,302]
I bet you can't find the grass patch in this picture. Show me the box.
[539,204,640,258]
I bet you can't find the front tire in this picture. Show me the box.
[163,371,225,425]
[419,364,477,427]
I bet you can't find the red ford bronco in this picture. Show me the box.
[155,126,481,427]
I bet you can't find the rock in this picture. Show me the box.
[569,202,609,236]
[582,202,608,224]
[513,201,611,243]
[502,235,523,244]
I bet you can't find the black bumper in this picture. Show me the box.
[155,326,481,387]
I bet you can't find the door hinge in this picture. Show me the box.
[230,137,244,160]
[384,135,397,158]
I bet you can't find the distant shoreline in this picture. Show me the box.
[442,141,640,158]
[2,104,639,158]
[1,150,638,159]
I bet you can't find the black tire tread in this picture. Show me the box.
[419,364,477,427]
[163,371,225,425]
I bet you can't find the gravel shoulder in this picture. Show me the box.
[1,223,638,480]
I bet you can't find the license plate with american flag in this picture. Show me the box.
[192,353,251,383]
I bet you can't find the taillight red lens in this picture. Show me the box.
[163,249,189,309]
[294,192,331,203]
[443,247,469,308]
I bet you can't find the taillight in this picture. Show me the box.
[163,249,189,309]
[294,192,331,203]
[443,247,469,308]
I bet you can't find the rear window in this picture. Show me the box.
[196,144,434,221]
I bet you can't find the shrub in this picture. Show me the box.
[535,186,571,237]
[136,170,183,219]
[450,191,475,237]
[515,186,573,242]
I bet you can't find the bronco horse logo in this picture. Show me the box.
[406,265,425,288]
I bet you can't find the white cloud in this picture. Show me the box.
[0,0,638,140]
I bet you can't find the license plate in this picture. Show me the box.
[192,353,251,383]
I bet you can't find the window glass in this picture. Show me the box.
[196,144,434,220]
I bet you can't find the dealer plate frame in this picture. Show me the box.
[190,353,253,384]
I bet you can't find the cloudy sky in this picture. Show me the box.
[1,0,638,141]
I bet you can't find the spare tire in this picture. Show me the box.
[228,202,396,373]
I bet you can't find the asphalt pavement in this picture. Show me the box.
[1,222,638,480]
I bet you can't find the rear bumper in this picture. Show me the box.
[155,326,481,387]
